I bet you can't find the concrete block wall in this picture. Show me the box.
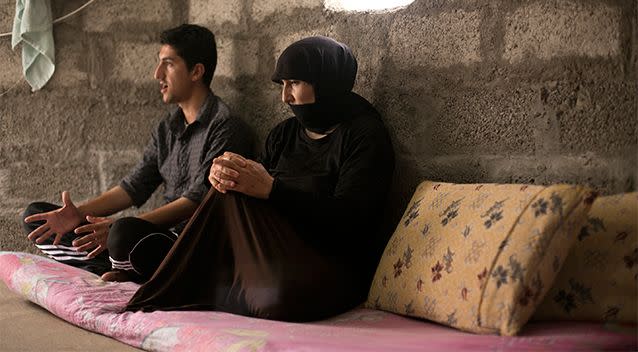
[0,0,636,251]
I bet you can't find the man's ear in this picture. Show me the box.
[191,63,205,82]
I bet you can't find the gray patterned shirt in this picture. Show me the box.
[120,92,252,230]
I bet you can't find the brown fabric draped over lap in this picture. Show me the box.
[125,188,364,322]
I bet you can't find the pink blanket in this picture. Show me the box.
[1,251,635,351]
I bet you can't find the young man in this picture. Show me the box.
[22,24,252,283]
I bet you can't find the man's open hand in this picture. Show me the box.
[72,216,112,258]
[25,191,84,245]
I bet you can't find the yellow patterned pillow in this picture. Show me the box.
[367,181,595,336]
[533,192,638,323]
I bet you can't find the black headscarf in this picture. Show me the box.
[272,36,359,134]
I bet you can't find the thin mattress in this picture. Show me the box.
[0,251,635,351]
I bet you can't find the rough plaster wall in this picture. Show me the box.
[0,0,636,252]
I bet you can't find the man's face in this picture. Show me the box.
[154,44,194,104]
[281,79,315,105]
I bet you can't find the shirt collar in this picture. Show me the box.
[170,90,217,132]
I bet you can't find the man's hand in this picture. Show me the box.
[72,216,112,258]
[209,152,274,199]
[25,191,84,245]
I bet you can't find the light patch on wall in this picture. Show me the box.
[324,0,414,12]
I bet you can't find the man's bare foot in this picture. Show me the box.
[100,270,133,282]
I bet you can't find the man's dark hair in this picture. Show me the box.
[160,24,217,86]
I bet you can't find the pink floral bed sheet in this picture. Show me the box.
[1,251,636,352]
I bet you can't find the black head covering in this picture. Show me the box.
[272,36,360,133]
[272,36,358,100]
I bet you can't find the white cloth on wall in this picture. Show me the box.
[12,0,55,91]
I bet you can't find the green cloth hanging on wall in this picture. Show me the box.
[12,0,55,92]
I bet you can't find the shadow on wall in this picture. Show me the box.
[217,0,636,233]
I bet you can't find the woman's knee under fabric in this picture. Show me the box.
[237,267,364,322]
[195,193,365,321]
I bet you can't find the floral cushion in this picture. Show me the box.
[533,192,638,322]
[367,181,595,336]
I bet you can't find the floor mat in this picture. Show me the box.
[1,251,636,351]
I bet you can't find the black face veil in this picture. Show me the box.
[272,36,358,134]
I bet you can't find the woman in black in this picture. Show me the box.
[125,36,395,322]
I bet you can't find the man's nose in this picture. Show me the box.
[153,64,162,80]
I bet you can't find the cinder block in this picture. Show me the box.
[381,85,537,157]
[432,88,537,155]
[5,159,100,203]
[389,10,481,68]
[0,0,13,26]
[93,149,169,216]
[251,0,322,23]
[0,212,35,252]
[418,153,636,196]
[0,43,23,89]
[190,0,241,27]
[92,150,142,193]
[212,79,241,108]
[246,87,288,143]
[48,37,88,88]
[82,0,173,32]
[216,37,260,78]
[323,0,411,12]
[537,79,636,154]
[112,42,158,84]
[504,2,621,62]
[414,155,492,186]
[82,102,166,148]
[0,144,39,169]
[1,87,164,156]
[343,28,387,99]
[0,168,9,198]
[486,154,636,195]
[1,92,92,147]
[352,46,384,99]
